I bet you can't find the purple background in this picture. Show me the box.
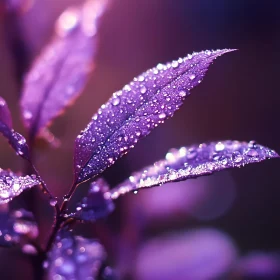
[0,0,280,279]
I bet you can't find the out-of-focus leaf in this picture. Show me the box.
[232,252,280,279]
[0,97,12,128]
[135,228,237,280]
[36,128,61,149]
[69,178,114,222]
[47,231,106,280]
[0,168,40,204]
[0,208,39,248]
[5,0,33,14]
[0,97,30,160]
[20,0,108,138]
[108,141,278,199]
[74,49,234,184]
[100,266,117,280]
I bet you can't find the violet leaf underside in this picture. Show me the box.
[0,208,39,248]
[0,97,30,160]
[0,169,40,204]
[74,49,235,184]
[47,231,106,280]
[20,0,108,138]
[108,140,278,199]
[69,178,114,222]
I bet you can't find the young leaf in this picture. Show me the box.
[69,178,114,222]
[0,208,38,247]
[74,49,235,184]
[0,97,30,160]
[0,168,40,204]
[108,141,278,199]
[20,0,108,138]
[47,231,106,280]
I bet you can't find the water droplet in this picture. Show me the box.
[123,85,131,91]
[43,261,49,269]
[232,151,242,163]
[159,113,166,119]
[248,140,257,148]
[138,75,145,82]
[17,137,26,145]
[215,142,225,152]
[108,158,114,164]
[24,110,32,120]
[135,131,141,137]
[50,198,58,206]
[246,148,259,158]
[4,234,12,241]
[13,183,20,192]
[179,90,187,97]
[140,86,147,94]
[189,74,196,80]
[186,148,197,159]
[22,244,37,255]
[220,156,228,165]
[172,61,179,68]
[112,97,120,106]
[166,152,176,162]
[157,63,164,70]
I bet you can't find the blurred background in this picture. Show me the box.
[1,0,280,279]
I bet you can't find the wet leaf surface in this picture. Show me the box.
[109,140,278,199]
[74,49,234,184]
[0,97,30,160]
[0,169,40,204]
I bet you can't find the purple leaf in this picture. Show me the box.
[0,97,12,128]
[135,228,237,280]
[0,97,30,160]
[69,178,114,222]
[74,49,235,184]
[108,140,278,199]
[0,168,40,204]
[0,208,39,248]
[20,0,108,138]
[47,231,106,280]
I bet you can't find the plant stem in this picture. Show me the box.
[29,162,60,215]
[60,181,78,214]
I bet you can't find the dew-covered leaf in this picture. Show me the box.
[0,97,30,160]
[0,168,40,204]
[20,0,108,138]
[69,178,114,222]
[47,231,106,280]
[74,49,234,184]
[108,141,278,199]
[0,208,39,247]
